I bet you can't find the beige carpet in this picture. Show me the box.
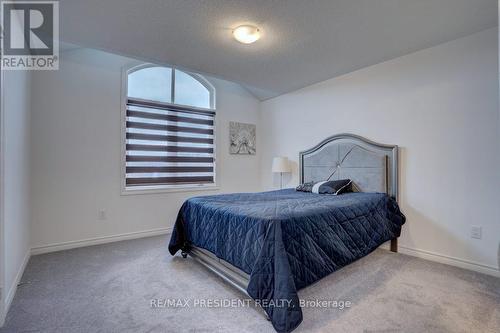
[1,235,499,333]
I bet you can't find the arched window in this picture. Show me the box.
[123,64,216,192]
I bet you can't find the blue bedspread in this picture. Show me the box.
[169,189,405,332]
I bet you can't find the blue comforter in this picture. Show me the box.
[169,189,405,332]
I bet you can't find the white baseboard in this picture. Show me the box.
[397,245,500,278]
[30,227,172,255]
[31,232,499,277]
[3,249,31,322]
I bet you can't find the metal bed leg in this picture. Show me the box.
[390,238,398,253]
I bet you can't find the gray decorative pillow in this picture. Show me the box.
[295,182,314,192]
[296,179,352,194]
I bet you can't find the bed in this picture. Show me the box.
[168,134,406,333]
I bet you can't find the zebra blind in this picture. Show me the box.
[125,98,215,187]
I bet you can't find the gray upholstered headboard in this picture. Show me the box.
[299,134,399,200]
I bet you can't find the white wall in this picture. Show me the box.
[260,28,500,275]
[30,48,261,250]
[1,68,32,319]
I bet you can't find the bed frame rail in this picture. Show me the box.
[183,247,271,320]
[185,247,249,295]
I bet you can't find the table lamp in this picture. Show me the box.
[272,157,291,189]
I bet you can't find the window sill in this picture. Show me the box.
[121,184,219,196]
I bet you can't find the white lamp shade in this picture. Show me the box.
[272,157,291,173]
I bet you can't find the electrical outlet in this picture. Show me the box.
[98,209,107,221]
[471,225,482,239]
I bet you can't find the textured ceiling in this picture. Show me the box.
[59,0,498,100]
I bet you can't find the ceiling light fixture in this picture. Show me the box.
[233,25,261,44]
